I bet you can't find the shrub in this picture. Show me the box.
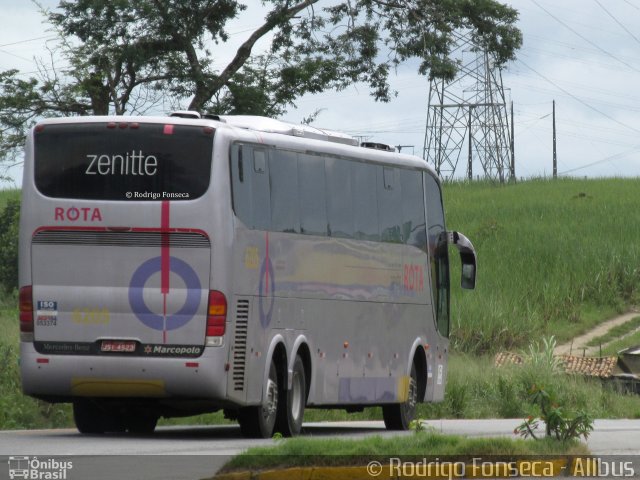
[0,198,19,293]
[514,384,594,441]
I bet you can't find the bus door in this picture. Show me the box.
[424,173,450,401]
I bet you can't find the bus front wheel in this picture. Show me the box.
[382,363,418,430]
[238,359,279,438]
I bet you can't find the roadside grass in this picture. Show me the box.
[418,355,640,420]
[601,330,640,357]
[218,432,590,472]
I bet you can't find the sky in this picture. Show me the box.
[1,0,640,185]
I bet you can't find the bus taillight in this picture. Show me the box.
[206,290,227,342]
[19,286,34,334]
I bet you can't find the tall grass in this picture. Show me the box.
[0,298,72,429]
[445,178,640,354]
[1,189,73,428]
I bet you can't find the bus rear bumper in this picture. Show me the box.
[20,342,230,402]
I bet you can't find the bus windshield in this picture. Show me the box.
[34,122,214,201]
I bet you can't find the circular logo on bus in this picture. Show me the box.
[129,256,201,331]
[258,257,275,328]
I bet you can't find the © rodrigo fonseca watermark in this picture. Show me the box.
[366,457,637,478]
[7,456,72,479]
[125,191,190,200]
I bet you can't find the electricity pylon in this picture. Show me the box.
[423,31,514,182]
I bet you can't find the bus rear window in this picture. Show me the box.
[34,123,214,200]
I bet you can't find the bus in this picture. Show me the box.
[8,456,29,479]
[18,113,476,438]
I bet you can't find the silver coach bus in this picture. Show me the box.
[18,113,476,438]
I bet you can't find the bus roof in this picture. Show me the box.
[34,114,437,177]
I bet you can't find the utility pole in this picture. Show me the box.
[467,107,473,180]
[552,100,557,179]
[510,101,515,180]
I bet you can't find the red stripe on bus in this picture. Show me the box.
[33,226,210,237]
[161,201,170,294]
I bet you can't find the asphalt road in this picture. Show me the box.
[0,419,639,480]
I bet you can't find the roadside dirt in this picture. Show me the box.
[554,308,640,356]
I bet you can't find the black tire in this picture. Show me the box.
[73,399,107,434]
[276,355,306,436]
[124,413,158,435]
[382,363,418,431]
[238,360,279,438]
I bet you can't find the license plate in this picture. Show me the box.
[101,340,137,353]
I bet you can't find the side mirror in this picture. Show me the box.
[447,231,477,289]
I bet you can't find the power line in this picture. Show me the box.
[508,77,640,114]
[521,45,640,72]
[558,145,640,175]
[594,0,640,46]
[0,49,33,63]
[530,0,640,73]
[0,35,56,49]
[517,58,640,136]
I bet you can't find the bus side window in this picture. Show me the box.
[231,144,271,230]
[269,150,300,234]
[378,166,403,243]
[299,153,328,236]
[251,148,271,230]
[352,162,379,241]
[401,169,427,252]
[325,157,354,239]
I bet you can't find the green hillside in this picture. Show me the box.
[445,178,640,354]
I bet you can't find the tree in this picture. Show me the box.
[0,0,522,164]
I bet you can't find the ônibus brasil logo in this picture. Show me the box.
[8,456,73,479]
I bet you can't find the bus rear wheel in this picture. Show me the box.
[73,398,125,435]
[238,359,279,438]
[74,400,159,434]
[73,399,107,434]
[382,363,418,430]
[276,355,306,436]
